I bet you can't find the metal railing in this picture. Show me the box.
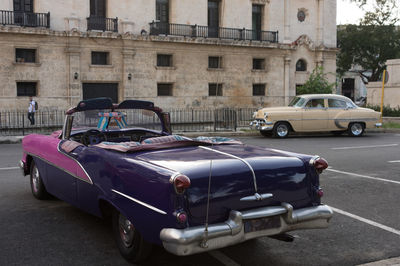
[0,10,50,28]
[0,110,65,136]
[149,21,278,43]
[87,16,118,32]
[0,108,257,136]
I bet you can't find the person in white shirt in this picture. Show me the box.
[28,96,36,125]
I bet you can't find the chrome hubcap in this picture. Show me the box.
[32,166,40,193]
[277,124,288,137]
[351,124,363,135]
[119,214,134,248]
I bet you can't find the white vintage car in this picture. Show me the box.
[250,94,382,138]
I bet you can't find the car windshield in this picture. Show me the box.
[71,109,162,131]
[288,96,306,107]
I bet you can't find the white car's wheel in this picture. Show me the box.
[348,122,365,137]
[273,122,290,138]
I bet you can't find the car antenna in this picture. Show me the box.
[200,141,214,248]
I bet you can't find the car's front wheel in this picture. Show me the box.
[112,210,152,263]
[30,161,50,200]
[348,122,365,137]
[273,122,290,138]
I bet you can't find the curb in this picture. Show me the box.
[0,136,24,144]
[1,129,399,144]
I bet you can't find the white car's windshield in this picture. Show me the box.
[288,97,306,107]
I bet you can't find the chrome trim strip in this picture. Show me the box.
[26,150,93,185]
[199,146,258,193]
[240,193,273,202]
[56,142,93,184]
[111,189,167,215]
[18,160,26,175]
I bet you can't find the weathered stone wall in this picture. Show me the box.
[0,28,337,110]
[366,59,400,108]
[0,0,337,110]
[1,0,336,46]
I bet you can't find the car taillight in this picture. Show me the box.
[176,211,188,223]
[316,188,324,198]
[310,156,328,174]
[170,173,191,194]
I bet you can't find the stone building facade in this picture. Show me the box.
[0,0,337,110]
[367,59,400,108]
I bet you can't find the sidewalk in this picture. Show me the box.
[1,128,399,144]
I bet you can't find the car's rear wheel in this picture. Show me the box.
[30,161,50,200]
[112,210,152,263]
[273,122,290,138]
[348,122,365,137]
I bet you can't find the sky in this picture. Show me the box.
[337,0,368,25]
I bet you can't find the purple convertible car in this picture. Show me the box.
[20,98,333,263]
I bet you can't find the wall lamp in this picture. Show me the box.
[74,72,79,80]
[128,73,132,80]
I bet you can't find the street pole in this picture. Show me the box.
[380,70,386,124]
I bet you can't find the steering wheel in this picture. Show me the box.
[81,129,107,146]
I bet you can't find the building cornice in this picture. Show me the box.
[0,27,338,52]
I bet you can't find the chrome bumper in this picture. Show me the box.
[160,203,333,256]
[250,120,274,131]
[19,160,27,175]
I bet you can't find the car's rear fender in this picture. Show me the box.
[78,148,189,245]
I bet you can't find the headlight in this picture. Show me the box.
[263,112,268,119]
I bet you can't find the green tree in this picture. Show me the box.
[296,67,335,95]
[337,24,400,81]
[351,0,399,25]
[337,0,400,81]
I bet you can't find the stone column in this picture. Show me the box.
[65,35,81,106]
[316,0,324,46]
[121,48,136,99]
[284,56,291,105]
[283,0,291,43]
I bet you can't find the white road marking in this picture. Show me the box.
[358,256,400,266]
[0,167,19,171]
[331,207,400,237]
[331,144,398,150]
[388,160,400,163]
[209,251,241,266]
[327,168,400,185]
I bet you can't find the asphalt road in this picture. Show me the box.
[0,132,399,266]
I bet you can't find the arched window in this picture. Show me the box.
[296,59,307,71]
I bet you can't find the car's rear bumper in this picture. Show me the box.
[160,203,333,256]
[250,119,274,131]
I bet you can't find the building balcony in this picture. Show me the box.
[0,10,50,28]
[87,16,118,32]
[149,21,278,43]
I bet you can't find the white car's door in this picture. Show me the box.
[301,98,328,131]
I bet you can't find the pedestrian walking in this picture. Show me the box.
[28,96,37,125]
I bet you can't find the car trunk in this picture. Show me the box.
[136,145,315,225]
